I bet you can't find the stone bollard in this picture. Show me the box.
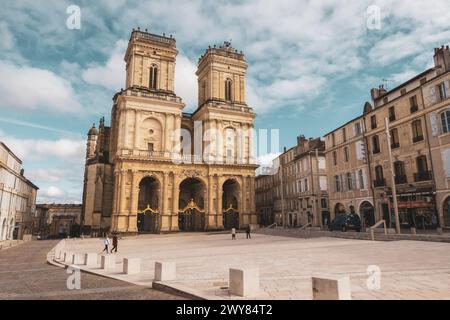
[72,253,85,265]
[101,255,116,271]
[154,262,176,281]
[437,227,443,235]
[64,251,74,263]
[123,258,141,275]
[229,268,260,297]
[370,229,375,241]
[84,253,98,267]
[54,249,62,260]
[312,276,351,300]
[410,227,417,235]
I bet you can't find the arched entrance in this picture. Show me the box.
[178,178,206,231]
[137,176,160,233]
[0,219,6,240]
[360,201,375,228]
[334,203,345,217]
[444,196,450,227]
[222,179,240,229]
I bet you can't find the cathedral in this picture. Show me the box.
[81,29,258,234]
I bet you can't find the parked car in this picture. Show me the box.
[329,213,362,232]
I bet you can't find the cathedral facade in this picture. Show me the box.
[81,29,258,234]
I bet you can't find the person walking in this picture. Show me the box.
[231,227,236,240]
[110,233,118,253]
[246,224,251,239]
[102,235,110,253]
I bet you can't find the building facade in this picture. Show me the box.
[82,30,257,235]
[0,142,38,240]
[35,203,82,238]
[255,135,328,228]
[324,45,450,230]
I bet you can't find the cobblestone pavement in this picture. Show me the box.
[62,233,450,300]
[0,240,184,300]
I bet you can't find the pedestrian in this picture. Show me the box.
[231,228,236,240]
[246,224,251,239]
[110,233,118,253]
[102,235,110,253]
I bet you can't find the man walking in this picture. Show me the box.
[231,227,236,240]
[246,224,251,239]
[102,235,110,253]
[110,233,118,253]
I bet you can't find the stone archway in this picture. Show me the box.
[444,196,450,227]
[0,219,6,241]
[222,179,240,229]
[137,176,160,233]
[360,201,375,228]
[178,178,206,231]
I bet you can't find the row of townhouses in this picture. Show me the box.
[0,142,38,240]
[256,45,450,231]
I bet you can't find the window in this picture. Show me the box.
[389,106,396,122]
[346,172,353,190]
[412,119,424,142]
[354,122,362,136]
[410,95,418,113]
[332,151,337,166]
[334,175,341,192]
[390,128,400,149]
[394,161,406,184]
[331,133,336,147]
[438,82,447,101]
[358,169,364,189]
[147,143,154,152]
[371,115,377,129]
[441,110,450,133]
[321,198,328,209]
[149,64,158,89]
[344,147,349,162]
[372,135,380,154]
[225,78,233,101]
[400,88,407,95]
[374,165,384,187]
[304,178,308,191]
[342,128,347,142]
[416,155,428,173]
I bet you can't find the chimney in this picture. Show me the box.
[379,84,387,96]
[283,146,287,153]
[370,87,380,100]
[296,135,307,147]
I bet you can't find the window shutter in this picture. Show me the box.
[446,81,450,99]
[362,168,367,190]
[356,141,363,160]
[442,148,450,177]
[431,86,437,104]
[354,170,360,189]
[352,124,356,137]
[429,113,439,136]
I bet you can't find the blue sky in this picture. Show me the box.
[0,0,449,203]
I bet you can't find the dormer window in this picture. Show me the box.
[225,78,232,101]
[149,64,158,89]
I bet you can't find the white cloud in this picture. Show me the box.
[82,40,127,91]
[0,135,85,163]
[0,61,82,112]
[41,186,65,198]
[175,53,198,109]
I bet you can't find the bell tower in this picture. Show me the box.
[124,28,178,93]
[196,41,247,108]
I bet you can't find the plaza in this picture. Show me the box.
[57,232,450,300]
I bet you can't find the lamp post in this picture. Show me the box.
[384,117,401,234]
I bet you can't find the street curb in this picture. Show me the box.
[152,281,207,300]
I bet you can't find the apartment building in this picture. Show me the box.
[0,142,38,240]
[255,135,328,227]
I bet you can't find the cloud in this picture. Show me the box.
[40,186,65,198]
[0,61,83,112]
[175,53,198,109]
[82,40,127,91]
[0,135,85,163]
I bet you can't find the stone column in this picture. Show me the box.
[241,176,247,226]
[173,115,182,152]
[171,174,179,231]
[159,172,170,231]
[128,170,139,233]
[249,176,256,224]
[116,169,128,232]
[216,176,224,229]
[164,115,170,152]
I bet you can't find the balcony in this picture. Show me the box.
[414,171,432,182]
[395,175,407,184]
[373,179,386,188]
[412,135,424,143]
[391,142,400,149]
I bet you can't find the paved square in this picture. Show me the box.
[61,233,450,299]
